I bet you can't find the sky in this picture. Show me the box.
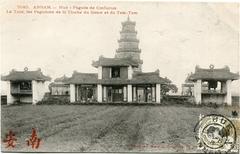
[1,1,239,95]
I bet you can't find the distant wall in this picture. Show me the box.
[51,86,70,95]
[202,94,225,105]
[182,86,194,96]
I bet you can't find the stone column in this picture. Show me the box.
[109,67,112,78]
[103,86,107,102]
[75,85,78,101]
[133,86,136,102]
[128,65,133,79]
[97,84,102,102]
[217,81,221,91]
[32,80,46,105]
[70,84,75,103]
[6,81,15,105]
[98,66,102,79]
[123,86,127,101]
[127,84,132,102]
[194,80,202,104]
[221,81,226,93]
[226,80,232,106]
[152,86,156,102]
[156,84,161,103]
[32,80,38,104]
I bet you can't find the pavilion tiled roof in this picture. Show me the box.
[188,65,239,81]
[131,70,170,84]
[66,69,169,85]
[99,70,169,85]
[66,71,98,84]
[1,68,51,81]
[92,56,140,67]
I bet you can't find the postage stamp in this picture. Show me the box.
[194,114,238,153]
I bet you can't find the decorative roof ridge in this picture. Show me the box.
[1,67,51,81]
[188,65,239,81]
[195,65,231,72]
[8,67,42,73]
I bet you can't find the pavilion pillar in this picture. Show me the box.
[222,81,226,104]
[32,80,45,105]
[103,86,107,102]
[97,84,102,102]
[75,85,78,101]
[152,86,156,102]
[98,66,102,79]
[194,80,202,104]
[6,81,15,105]
[128,65,133,79]
[70,84,76,103]
[156,84,161,103]
[221,81,226,93]
[225,80,232,106]
[127,85,132,102]
[109,67,112,78]
[133,86,136,102]
[123,86,127,101]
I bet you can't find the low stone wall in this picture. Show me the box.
[202,94,225,105]
[38,93,70,105]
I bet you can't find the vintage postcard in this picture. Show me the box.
[1,0,240,153]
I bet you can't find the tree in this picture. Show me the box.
[161,77,178,95]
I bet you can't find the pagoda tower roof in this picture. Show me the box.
[121,15,136,25]
[92,56,141,68]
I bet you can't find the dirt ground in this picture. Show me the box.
[1,104,239,152]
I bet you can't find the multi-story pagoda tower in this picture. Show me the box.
[115,16,143,71]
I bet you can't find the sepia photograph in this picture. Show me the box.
[1,0,240,153]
